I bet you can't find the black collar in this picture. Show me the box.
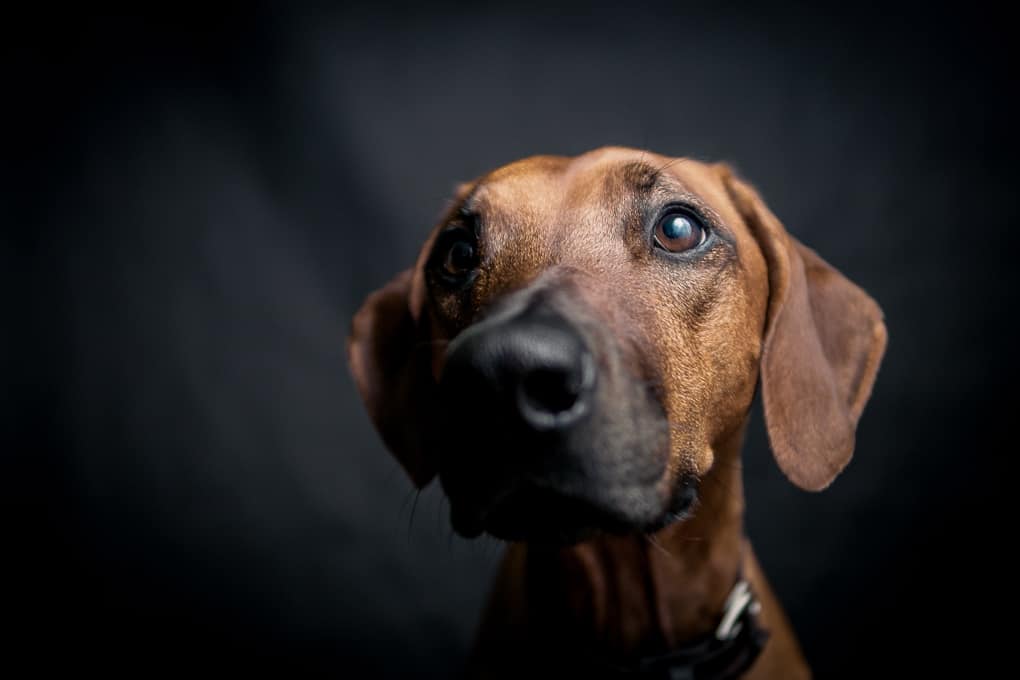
[598,578,770,679]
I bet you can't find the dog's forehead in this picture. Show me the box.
[460,149,724,274]
[467,148,721,227]
[410,148,744,317]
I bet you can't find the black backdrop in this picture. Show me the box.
[7,2,1016,676]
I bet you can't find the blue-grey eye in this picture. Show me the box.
[654,211,706,253]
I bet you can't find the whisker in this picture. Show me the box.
[644,533,674,559]
[654,156,688,177]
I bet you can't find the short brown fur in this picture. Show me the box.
[348,147,886,678]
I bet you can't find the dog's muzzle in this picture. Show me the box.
[435,291,680,543]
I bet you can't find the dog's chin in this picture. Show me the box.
[449,480,698,546]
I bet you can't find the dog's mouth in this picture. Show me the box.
[448,477,699,545]
[452,485,622,544]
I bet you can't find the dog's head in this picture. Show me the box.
[348,148,886,544]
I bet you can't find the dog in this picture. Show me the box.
[347,147,886,678]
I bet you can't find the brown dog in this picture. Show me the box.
[348,147,886,678]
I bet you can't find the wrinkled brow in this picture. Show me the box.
[616,158,691,196]
[618,161,662,193]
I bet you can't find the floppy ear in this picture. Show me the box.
[721,167,887,491]
[347,269,438,487]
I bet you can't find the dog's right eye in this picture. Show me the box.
[433,228,480,286]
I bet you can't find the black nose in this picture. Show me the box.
[442,313,595,432]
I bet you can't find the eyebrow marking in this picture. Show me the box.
[619,161,662,193]
[444,184,484,233]
[618,156,690,194]
[458,185,482,214]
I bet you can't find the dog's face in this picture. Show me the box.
[421,151,768,542]
[349,147,886,544]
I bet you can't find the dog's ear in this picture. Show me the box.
[720,166,887,491]
[348,183,476,487]
[347,268,438,487]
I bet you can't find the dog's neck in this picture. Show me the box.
[524,424,747,657]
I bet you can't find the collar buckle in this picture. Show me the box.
[714,579,760,641]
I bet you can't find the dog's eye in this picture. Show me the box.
[654,211,706,253]
[438,231,480,282]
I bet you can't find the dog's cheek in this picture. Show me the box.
[653,266,762,478]
[639,284,715,479]
[654,336,714,479]
[702,285,764,441]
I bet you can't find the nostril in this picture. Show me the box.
[517,352,594,430]
[520,367,580,415]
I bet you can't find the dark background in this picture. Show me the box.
[6,2,1016,676]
